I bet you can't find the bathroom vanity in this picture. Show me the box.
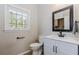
[39,35,79,55]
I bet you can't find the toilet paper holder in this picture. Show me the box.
[17,36,25,39]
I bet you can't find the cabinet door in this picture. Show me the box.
[44,39,56,55]
[55,40,78,55]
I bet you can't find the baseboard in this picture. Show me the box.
[18,50,32,55]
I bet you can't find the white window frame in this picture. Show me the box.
[4,5,30,31]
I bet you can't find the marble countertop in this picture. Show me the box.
[39,35,79,45]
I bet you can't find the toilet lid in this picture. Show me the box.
[30,43,42,47]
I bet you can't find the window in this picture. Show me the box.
[5,5,30,30]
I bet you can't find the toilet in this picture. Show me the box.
[30,37,43,55]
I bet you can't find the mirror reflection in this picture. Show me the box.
[54,9,70,30]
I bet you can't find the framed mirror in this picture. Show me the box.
[52,5,73,32]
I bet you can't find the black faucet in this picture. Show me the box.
[58,31,64,37]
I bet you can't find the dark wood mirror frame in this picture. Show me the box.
[52,5,73,32]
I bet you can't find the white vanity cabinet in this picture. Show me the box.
[44,38,78,55]
[56,40,78,55]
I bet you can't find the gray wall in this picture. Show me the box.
[0,4,38,55]
[38,4,79,36]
